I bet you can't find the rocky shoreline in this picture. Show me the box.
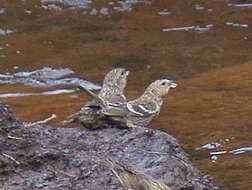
[0,103,221,190]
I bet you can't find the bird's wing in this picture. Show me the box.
[126,102,158,117]
[103,102,158,117]
[78,85,106,109]
[101,103,127,117]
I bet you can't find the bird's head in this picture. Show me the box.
[146,78,177,97]
[103,68,130,90]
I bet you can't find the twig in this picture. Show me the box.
[2,153,20,165]
[140,150,169,155]
[102,158,125,186]
[0,184,7,190]
[25,114,56,127]
[111,167,125,185]
[7,135,22,140]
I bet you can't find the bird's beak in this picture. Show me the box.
[169,81,177,88]
[124,69,130,76]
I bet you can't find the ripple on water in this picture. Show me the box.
[0,89,76,98]
[201,142,222,149]
[24,10,33,14]
[195,4,205,10]
[162,24,213,32]
[229,146,252,154]
[158,9,171,16]
[228,3,252,8]
[200,141,252,162]
[225,22,248,28]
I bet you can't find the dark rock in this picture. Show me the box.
[0,103,221,190]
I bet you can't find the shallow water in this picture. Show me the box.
[0,0,252,189]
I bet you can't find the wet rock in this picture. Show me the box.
[0,103,221,190]
[40,0,148,14]
[41,0,91,10]
[0,67,100,90]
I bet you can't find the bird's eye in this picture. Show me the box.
[121,70,129,76]
[161,82,166,86]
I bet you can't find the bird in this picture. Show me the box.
[79,67,130,107]
[102,157,172,190]
[94,67,129,105]
[102,78,177,128]
[62,68,130,129]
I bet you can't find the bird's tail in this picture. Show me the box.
[78,86,107,110]
[61,110,82,124]
[61,117,74,124]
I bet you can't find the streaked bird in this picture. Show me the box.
[62,68,130,128]
[103,158,172,190]
[89,68,129,105]
[102,78,177,128]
